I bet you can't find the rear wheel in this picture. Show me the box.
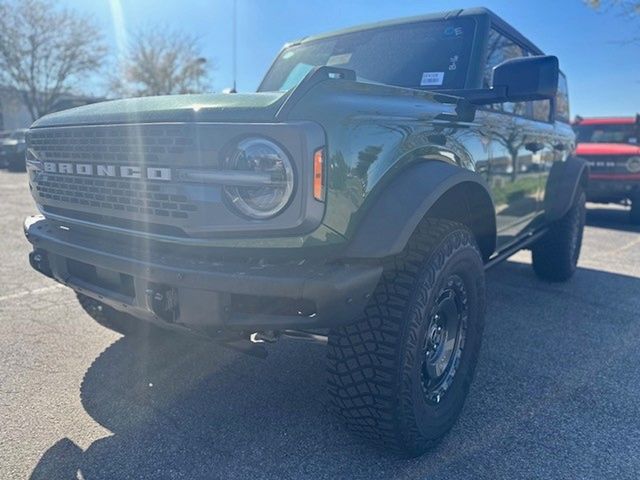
[327,219,485,456]
[532,188,586,282]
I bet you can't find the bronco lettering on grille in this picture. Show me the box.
[42,162,171,181]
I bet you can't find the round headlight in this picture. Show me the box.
[223,137,294,219]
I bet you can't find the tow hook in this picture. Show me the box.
[29,250,52,278]
[145,285,179,323]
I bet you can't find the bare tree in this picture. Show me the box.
[585,0,640,13]
[586,0,640,43]
[0,0,107,120]
[111,27,212,97]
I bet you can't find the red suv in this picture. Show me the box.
[574,116,640,223]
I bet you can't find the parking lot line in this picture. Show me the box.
[0,284,64,303]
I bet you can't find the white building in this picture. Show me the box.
[0,87,104,131]
[0,88,33,130]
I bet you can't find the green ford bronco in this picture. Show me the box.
[24,8,587,455]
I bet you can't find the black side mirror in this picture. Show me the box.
[458,55,560,106]
[492,55,559,103]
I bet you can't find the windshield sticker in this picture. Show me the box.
[282,51,295,59]
[448,55,459,71]
[421,72,444,86]
[327,53,352,66]
[444,26,464,37]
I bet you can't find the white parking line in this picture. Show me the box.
[0,284,64,303]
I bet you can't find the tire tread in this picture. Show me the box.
[327,219,484,455]
[532,189,586,282]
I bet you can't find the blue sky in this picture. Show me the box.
[62,0,640,117]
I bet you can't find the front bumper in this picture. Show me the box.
[24,215,382,332]
[587,174,640,202]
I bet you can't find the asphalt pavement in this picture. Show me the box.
[2,169,640,479]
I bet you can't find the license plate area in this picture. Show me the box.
[67,258,135,298]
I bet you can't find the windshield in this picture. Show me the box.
[574,123,639,144]
[259,18,476,92]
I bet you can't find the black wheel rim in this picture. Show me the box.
[421,274,468,404]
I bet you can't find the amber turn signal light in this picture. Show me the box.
[313,148,325,201]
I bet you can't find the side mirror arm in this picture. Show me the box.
[439,86,508,106]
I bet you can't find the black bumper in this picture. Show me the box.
[587,176,640,202]
[24,216,382,332]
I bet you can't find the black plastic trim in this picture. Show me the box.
[24,216,382,330]
[343,160,496,259]
[544,156,589,222]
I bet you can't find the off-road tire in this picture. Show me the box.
[327,219,486,456]
[76,293,154,336]
[532,188,586,282]
[630,194,640,225]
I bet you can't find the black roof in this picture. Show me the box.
[295,7,543,55]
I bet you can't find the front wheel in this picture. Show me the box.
[531,188,586,282]
[327,219,485,456]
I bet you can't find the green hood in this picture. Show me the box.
[31,92,288,128]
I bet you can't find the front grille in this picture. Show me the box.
[27,121,313,238]
[585,155,631,173]
[28,124,196,165]
[36,173,196,220]
[27,123,220,236]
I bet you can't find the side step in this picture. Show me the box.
[251,329,328,345]
[484,228,548,271]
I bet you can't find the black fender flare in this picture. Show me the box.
[544,156,589,222]
[343,160,497,260]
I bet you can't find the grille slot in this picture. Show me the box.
[28,124,196,165]
[585,155,630,173]
[35,173,197,219]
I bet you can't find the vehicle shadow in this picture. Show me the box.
[586,203,640,232]
[30,261,640,479]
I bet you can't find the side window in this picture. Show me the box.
[483,28,527,116]
[555,73,570,123]
[532,100,551,122]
